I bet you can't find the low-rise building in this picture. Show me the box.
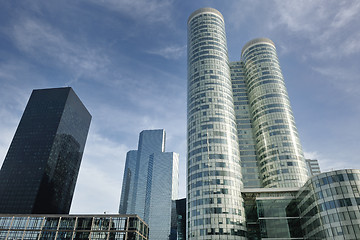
[0,214,148,240]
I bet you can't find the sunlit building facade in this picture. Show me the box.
[119,130,179,240]
[0,214,148,240]
[239,38,309,188]
[230,40,309,189]
[187,8,247,239]
[0,87,91,214]
[187,6,360,240]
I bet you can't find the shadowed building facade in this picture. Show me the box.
[0,87,91,214]
[0,214,148,239]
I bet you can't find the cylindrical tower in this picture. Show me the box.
[187,8,246,239]
[241,38,309,188]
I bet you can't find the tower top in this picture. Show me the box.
[188,7,224,24]
[241,38,275,56]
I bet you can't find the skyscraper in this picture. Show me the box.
[187,8,247,239]
[119,129,179,240]
[0,87,91,214]
[187,7,311,239]
[306,158,321,176]
[230,38,309,189]
[187,7,360,240]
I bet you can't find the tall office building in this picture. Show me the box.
[188,7,360,239]
[187,7,310,239]
[187,8,247,239]
[119,129,179,240]
[0,87,91,214]
[230,61,261,188]
[306,158,321,176]
[232,38,309,188]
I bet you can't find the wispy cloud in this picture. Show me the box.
[226,1,360,60]
[11,17,110,82]
[0,77,33,167]
[331,1,360,29]
[270,1,360,59]
[71,128,129,213]
[304,151,321,160]
[88,0,174,24]
[271,1,329,33]
[312,65,360,96]
[147,45,186,60]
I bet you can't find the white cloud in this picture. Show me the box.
[270,1,360,59]
[303,151,320,160]
[303,151,355,174]
[0,83,31,167]
[71,128,129,213]
[147,45,186,60]
[271,1,329,33]
[312,66,360,96]
[71,161,122,214]
[331,1,360,29]
[88,0,174,24]
[11,17,110,81]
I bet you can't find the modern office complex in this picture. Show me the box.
[187,7,360,240]
[119,129,179,240]
[0,87,91,214]
[0,214,148,240]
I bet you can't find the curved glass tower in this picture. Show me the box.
[187,8,246,239]
[241,38,309,188]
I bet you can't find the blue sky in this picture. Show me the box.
[0,0,359,213]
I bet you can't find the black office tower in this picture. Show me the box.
[0,87,91,214]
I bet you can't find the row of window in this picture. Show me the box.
[189,179,235,191]
[188,169,239,181]
[249,93,288,108]
[243,49,277,63]
[0,217,144,232]
[188,161,228,174]
[242,44,276,60]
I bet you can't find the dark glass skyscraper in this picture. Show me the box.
[0,87,91,214]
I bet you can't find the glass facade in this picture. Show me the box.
[187,8,246,239]
[0,87,91,214]
[295,169,360,239]
[119,150,138,214]
[230,62,260,188]
[186,7,360,239]
[0,214,148,240]
[240,38,309,188]
[134,130,166,218]
[242,188,303,239]
[119,130,179,240]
